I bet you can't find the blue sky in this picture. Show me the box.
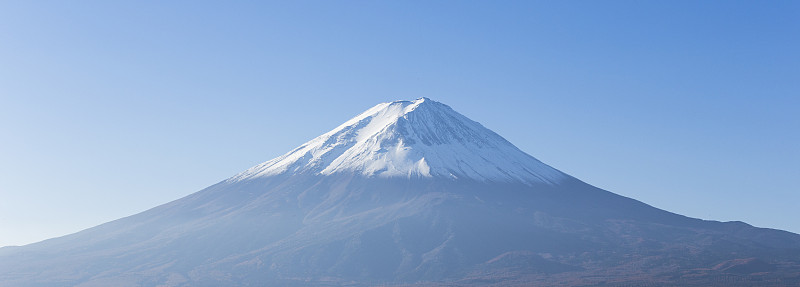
[1,1,798,247]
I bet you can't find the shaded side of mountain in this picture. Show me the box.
[1,176,799,287]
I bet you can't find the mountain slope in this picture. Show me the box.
[1,98,799,287]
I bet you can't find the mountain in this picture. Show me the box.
[1,98,799,287]
[230,97,565,184]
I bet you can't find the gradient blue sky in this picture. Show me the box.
[1,1,798,247]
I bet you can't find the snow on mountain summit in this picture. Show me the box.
[231,98,567,185]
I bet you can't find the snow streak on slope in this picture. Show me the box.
[231,98,567,185]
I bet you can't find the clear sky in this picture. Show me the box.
[1,1,798,247]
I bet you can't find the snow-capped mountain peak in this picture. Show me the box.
[231,98,566,185]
